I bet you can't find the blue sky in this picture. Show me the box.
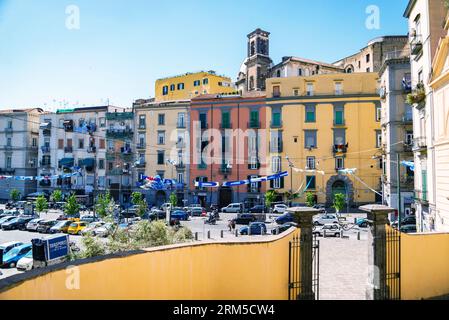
[0,0,409,110]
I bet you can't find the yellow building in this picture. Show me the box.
[155,71,236,102]
[265,73,382,206]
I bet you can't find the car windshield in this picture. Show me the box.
[70,223,78,227]
[7,218,19,223]
[54,221,66,228]
[4,246,21,257]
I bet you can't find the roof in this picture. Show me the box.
[273,56,344,71]
[0,108,44,114]
[403,0,417,18]
[156,70,231,82]
[191,91,266,102]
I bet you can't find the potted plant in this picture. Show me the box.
[406,82,426,107]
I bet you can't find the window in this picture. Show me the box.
[177,83,185,90]
[334,129,346,145]
[139,115,146,129]
[334,105,345,125]
[170,84,175,91]
[194,80,200,87]
[6,137,11,147]
[203,78,209,85]
[158,114,165,125]
[298,68,303,76]
[32,137,37,147]
[335,157,344,170]
[249,175,259,193]
[7,120,12,129]
[358,61,361,69]
[108,140,114,151]
[177,173,184,184]
[272,156,281,173]
[270,131,283,153]
[304,130,317,149]
[138,133,145,148]
[249,110,259,128]
[273,178,281,189]
[58,139,64,149]
[335,82,343,95]
[98,159,105,170]
[418,70,423,84]
[276,70,281,78]
[78,139,84,149]
[249,156,258,170]
[305,105,316,122]
[306,176,316,189]
[6,156,11,169]
[306,157,316,170]
[406,131,414,145]
[78,118,85,127]
[366,54,370,63]
[366,67,370,73]
[273,85,281,97]
[157,131,165,145]
[108,162,114,171]
[162,86,169,95]
[306,83,314,96]
[66,138,72,148]
[99,139,105,149]
[376,105,382,122]
[376,131,382,148]
[177,113,185,128]
[221,111,230,129]
[157,151,165,165]
[272,110,281,127]
[199,113,207,129]
[294,89,299,96]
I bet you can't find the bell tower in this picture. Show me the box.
[245,28,272,92]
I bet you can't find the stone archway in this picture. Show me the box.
[325,175,354,207]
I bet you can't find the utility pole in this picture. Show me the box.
[397,153,402,230]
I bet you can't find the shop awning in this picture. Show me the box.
[59,158,74,168]
[79,158,95,168]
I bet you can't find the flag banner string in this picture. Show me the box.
[338,168,383,197]
[194,171,289,188]
[0,169,82,181]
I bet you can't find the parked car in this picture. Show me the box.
[271,222,297,235]
[391,215,416,229]
[189,207,207,217]
[272,204,289,214]
[94,223,115,237]
[275,213,293,225]
[0,241,23,257]
[248,205,268,213]
[313,204,327,214]
[81,221,105,236]
[16,250,33,271]
[80,215,98,223]
[221,203,244,213]
[5,201,15,209]
[313,224,342,237]
[239,222,267,235]
[1,244,32,268]
[0,216,17,228]
[14,201,28,210]
[355,218,369,228]
[49,220,73,234]
[400,224,417,234]
[232,213,257,225]
[313,214,339,226]
[37,220,58,233]
[26,218,44,232]
[170,210,189,221]
[1,217,34,231]
[149,209,166,221]
[67,221,88,235]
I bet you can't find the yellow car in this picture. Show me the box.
[67,221,88,235]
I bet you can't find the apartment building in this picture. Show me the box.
[404,0,447,232]
[379,56,415,217]
[429,11,449,232]
[0,108,43,200]
[265,73,382,206]
[37,106,124,202]
[189,92,267,208]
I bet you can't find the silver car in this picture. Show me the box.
[26,218,44,232]
[313,224,342,237]
[313,214,339,226]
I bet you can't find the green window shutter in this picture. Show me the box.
[222,112,230,128]
[272,112,281,126]
[305,105,316,122]
[335,110,344,125]
[250,110,259,126]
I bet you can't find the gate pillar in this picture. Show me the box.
[288,207,320,300]
[359,204,396,300]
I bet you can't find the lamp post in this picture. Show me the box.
[286,156,294,206]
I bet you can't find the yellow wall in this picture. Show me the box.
[0,230,298,300]
[401,232,449,300]
[265,73,381,204]
[155,72,236,102]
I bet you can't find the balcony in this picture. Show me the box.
[106,112,134,121]
[413,137,427,151]
[121,147,132,155]
[176,141,186,149]
[87,146,97,153]
[42,129,51,137]
[402,112,413,124]
[379,86,387,100]
[176,162,186,170]
[106,129,134,139]
[248,121,261,129]
[135,159,146,168]
[63,120,74,132]
[41,146,50,154]
[403,143,413,153]
[64,146,73,153]
[137,144,146,150]
[0,168,15,175]
[406,83,426,108]
[138,124,146,130]
[410,35,423,56]
[40,160,51,168]
[333,144,348,154]
[414,190,428,204]
[402,76,412,94]
[272,92,281,98]
[177,122,186,129]
[4,127,13,133]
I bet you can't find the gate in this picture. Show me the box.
[288,234,320,300]
[384,226,401,300]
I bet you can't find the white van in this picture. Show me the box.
[221,203,244,213]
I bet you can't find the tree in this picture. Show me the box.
[51,189,63,203]
[333,193,346,215]
[131,192,143,206]
[95,192,115,220]
[10,189,21,202]
[265,190,278,210]
[64,194,80,217]
[305,192,316,207]
[169,193,178,208]
[35,195,48,217]
[131,191,147,218]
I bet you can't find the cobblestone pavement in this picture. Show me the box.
[318,230,369,300]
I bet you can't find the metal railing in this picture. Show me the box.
[410,35,423,56]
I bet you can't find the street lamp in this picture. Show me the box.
[286,156,294,204]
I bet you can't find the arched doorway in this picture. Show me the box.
[325,175,354,207]
[331,180,347,200]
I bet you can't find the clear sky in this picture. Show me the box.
[0,0,409,110]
